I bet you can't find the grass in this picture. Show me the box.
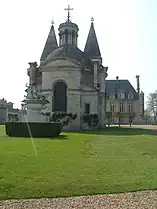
[0,125,157,200]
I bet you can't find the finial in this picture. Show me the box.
[51,19,54,25]
[51,17,54,25]
[64,5,74,22]
[91,17,94,23]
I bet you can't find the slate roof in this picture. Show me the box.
[105,80,139,99]
[81,70,94,89]
[84,22,101,58]
[40,25,58,61]
[41,44,93,70]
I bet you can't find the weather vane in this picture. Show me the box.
[64,5,74,22]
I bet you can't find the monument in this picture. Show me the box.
[5,63,61,138]
[20,62,50,123]
[20,84,50,123]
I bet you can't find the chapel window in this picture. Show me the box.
[85,103,90,114]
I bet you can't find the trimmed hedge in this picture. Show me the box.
[5,122,61,138]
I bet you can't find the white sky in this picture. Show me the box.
[0,0,157,108]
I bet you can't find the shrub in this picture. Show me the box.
[5,122,61,138]
[82,114,99,128]
[41,112,77,127]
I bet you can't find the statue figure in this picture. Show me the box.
[32,86,38,99]
[28,62,37,86]
[25,85,34,99]
[24,79,49,103]
[25,83,47,101]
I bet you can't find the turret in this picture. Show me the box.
[84,17,101,60]
[40,22,58,62]
[84,18,102,88]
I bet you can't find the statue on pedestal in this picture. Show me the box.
[27,62,38,86]
[25,83,47,101]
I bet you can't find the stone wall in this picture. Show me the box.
[106,98,144,124]
[41,58,101,130]
[42,59,81,130]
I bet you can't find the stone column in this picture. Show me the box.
[100,71,105,93]
[99,67,108,128]
[93,62,98,87]
[99,69,105,128]
[68,32,72,44]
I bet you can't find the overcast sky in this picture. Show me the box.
[0,0,156,108]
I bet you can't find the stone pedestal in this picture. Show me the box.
[21,99,48,123]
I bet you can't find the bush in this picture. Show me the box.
[41,112,77,127]
[82,114,99,128]
[5,122,61,138]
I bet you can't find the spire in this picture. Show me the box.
[40,22,58,61]
[84,18,101,59]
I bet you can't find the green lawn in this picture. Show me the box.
[0,125,157,200]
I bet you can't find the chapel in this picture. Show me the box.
[27,5,108,130]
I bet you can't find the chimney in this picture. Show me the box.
[136,75,140,94]
[116,76,119,83]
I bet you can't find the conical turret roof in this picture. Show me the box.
[84,21,101,59]
[40,24,58,61]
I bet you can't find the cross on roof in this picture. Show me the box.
[64,5,74,22]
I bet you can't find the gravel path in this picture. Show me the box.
[1,190,157,209]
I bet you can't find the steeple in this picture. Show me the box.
[40,22,58,62]
[84,18,101,59]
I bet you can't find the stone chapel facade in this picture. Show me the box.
[27,7,108,130]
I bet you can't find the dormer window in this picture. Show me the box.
[110,93,115,99]
[117,92,125,100]
[121,92,125,99]
[128,93,133,100]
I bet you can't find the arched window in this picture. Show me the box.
[53,81,67,112]
[110,93,115,99]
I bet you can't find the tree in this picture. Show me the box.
[106,112,112,126]
[114,112,121,127]
[147,91,157,124]
[144,109,152,124]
